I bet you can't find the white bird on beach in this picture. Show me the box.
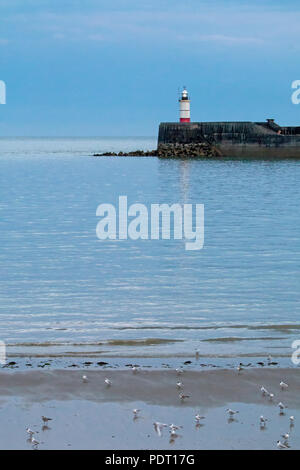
[179,392,190,402]
[132,409,140,417]
[290,416,295,425]
[104,378,112,386]
[237,364,243,373]
[169,423,182,432]
[153,422,168,437]
[26,428,35,437]
[226,408,239,417]
[31,437,39,447]
[278,402,287,414]
[260,386,269,396]
[278,402,286,410]
[268,392,274,401]
[82,375,88,383]
[131,366,139,374]
[195,414,205,423]
[176,382,183,389]
[277,440,289,450]
[175,368,183,376]
[169,428,179,438]
[280,381,289,390]
[282,433,290,441]
[260,416,268,426]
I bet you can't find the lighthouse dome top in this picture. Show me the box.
[180,88,189,101]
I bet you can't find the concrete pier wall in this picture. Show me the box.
[158,122,300,157]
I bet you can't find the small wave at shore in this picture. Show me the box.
[110,323,300,332]
[7,338,183,348]
[4,326,298,360]
[202,336,287,343]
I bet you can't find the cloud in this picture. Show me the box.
[1,2,300,51]
[87,33,106,42]
[177,34,264,45]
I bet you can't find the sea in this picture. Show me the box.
[0,137,300,365]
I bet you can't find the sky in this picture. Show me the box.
[1,0,300,136]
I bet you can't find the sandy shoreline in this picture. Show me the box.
[1,367,300,407]
[0,367,299,449]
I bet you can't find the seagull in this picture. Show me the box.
[290,416,295,425]
[278,402,287,414]
[260,416,268,426]
[226,408,239,417]
[31,437,39,447]
[280,381,289,390]
[277,440,289,450]
[153,422,168,437]
[179,393,190,401]
[169,428,179,438]
[175,368,183,376]
[267,354,272,363]
[42,416,52,424]
[104,378,111,386]
[195,414,205,423]
[261,386,269,396]
[82,375,88,383]
[131,366,139,373]
[282,433,290,441]
[26,428,35,437]
[268,393,274,401]
[176,382,184,389]
[132,409,140,417]
[237,364,243,373]
[169,424,182,432]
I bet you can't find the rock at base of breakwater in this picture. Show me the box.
[94,142,219,158]
[93,149,157,157]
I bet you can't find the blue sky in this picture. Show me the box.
[1,0,300,136]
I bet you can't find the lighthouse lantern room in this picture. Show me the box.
[179,87,190,123]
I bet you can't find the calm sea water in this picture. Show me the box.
[0,137,300,360]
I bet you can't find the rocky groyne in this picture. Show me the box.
[93,142,218,158]
[94,149,157,157]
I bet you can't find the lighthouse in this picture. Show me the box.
[179,87,190,123]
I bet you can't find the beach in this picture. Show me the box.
[1,367,299,450]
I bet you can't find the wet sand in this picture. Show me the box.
[0,368,299,449]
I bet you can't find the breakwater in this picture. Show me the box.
[94,119,300,158]
[158,121,300,158]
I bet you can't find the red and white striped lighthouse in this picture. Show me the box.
[179,87,190,122]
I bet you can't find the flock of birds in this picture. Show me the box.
[151,368,296,449]
[258,380,295,450]
[25,362,296,450]
[26,416,52,449]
